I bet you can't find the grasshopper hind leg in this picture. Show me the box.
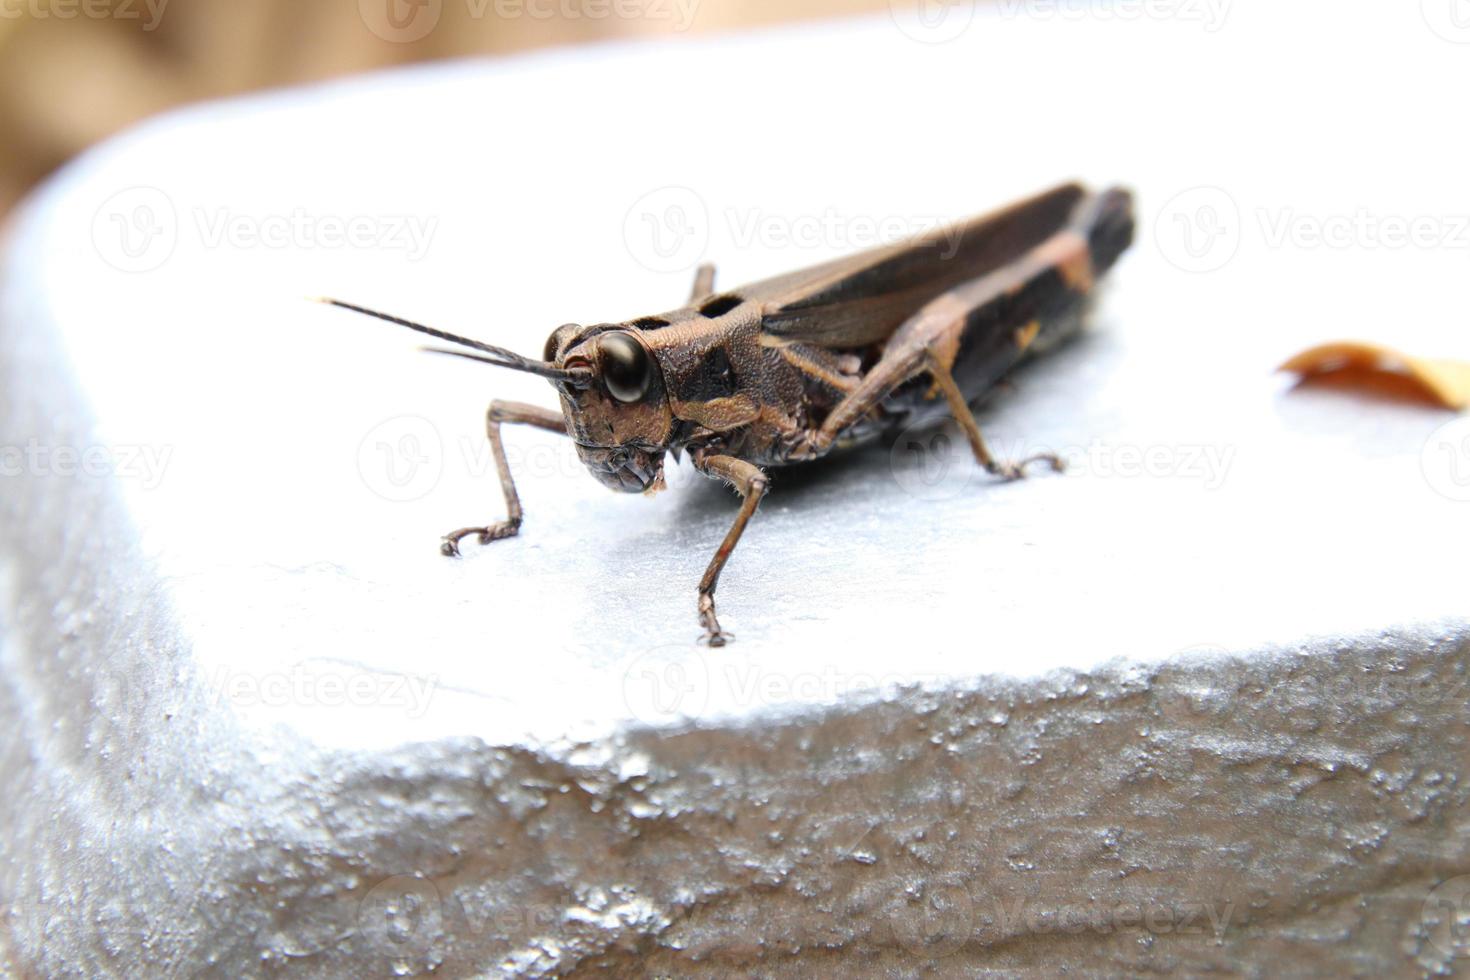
[441,400,567,557]
[808,225,1099,480]
[925,357,1064,481]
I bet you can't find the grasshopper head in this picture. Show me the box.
[545,323,675,493]
[311,300,678,495]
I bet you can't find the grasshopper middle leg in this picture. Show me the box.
[441,400,567,557]
[692,451,768,647]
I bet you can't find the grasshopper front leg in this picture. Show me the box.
[441,400,567,557]
[692,450,768,647]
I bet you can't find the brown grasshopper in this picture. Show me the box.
[320,182,1134,645]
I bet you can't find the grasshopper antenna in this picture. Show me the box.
[420,346,564,373]
[313,297,589,385]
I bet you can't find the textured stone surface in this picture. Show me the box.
[3,7,1470,977]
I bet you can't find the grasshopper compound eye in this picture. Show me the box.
[599,331,653,403]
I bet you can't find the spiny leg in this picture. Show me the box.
[809,273,1071,482]
[689,262,716,303]
[692,452,768,647]
[442,400,567,557]
[925,355,1063,481]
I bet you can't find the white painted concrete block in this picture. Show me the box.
[2,9,1469,976]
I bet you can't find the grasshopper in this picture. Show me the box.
[320,182,1134,645]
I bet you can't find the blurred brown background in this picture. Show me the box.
[0,0,886,217]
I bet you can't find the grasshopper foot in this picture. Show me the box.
[697,594,735,647]
[440,520,521,557]
[699,628,735,648]
[990,453,1066,482]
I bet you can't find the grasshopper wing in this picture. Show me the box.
[739,183,1087,349]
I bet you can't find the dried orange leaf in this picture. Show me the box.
[1278,342,1470,410]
